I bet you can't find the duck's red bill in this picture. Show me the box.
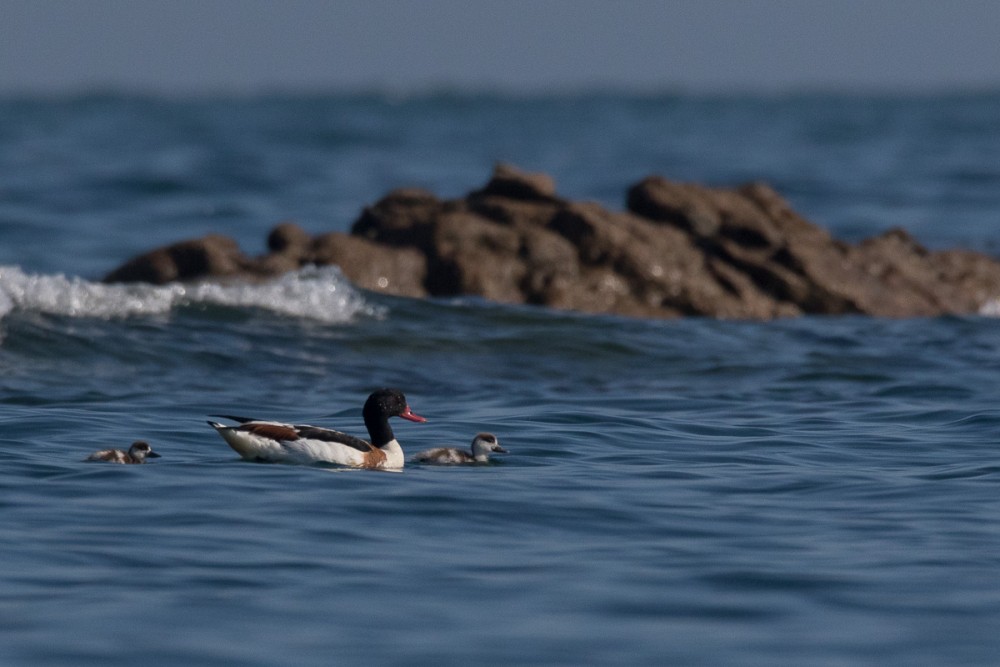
[401,407,427,423]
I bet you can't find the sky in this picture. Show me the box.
[2,0,1000,94]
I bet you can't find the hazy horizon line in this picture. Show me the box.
[3,80,1000,101]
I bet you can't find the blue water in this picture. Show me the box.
[2,93,1000,666]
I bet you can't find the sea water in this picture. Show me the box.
[2,93,1000,666]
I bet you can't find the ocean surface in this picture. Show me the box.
[2,92,1000,666]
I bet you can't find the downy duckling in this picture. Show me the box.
[86,440,161,464]
[413,433,507,465]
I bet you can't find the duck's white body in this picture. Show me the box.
[414,433,506,465]
[209,389,425,469]
[210,419,405,468]
[286,435,404,468]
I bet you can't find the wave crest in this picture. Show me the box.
[0,265,380,324]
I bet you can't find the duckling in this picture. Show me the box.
[86,440,161,464]
[413,433,507,465]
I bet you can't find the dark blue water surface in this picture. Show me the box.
[2,93,1000,666]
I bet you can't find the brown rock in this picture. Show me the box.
[103,234,254,284]
[308,232,427,298]
[351,188,442,252]
[471,163,559,202]
[267,221,311,256]
[102,165,1000,320]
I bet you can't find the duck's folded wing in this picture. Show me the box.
[210,414,264,424]
[234,422,301,442]
[292,425,374,452]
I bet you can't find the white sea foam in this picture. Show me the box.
[978,299,1000,317]
[0,264,380,324]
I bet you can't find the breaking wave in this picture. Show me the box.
[977,298,1000,317]
[0,264,381,324]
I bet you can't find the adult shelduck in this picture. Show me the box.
[208,388,426,469]
[86,441,161,464]
[413,433,507,465]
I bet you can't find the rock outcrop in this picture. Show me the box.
[103,164,1000,319]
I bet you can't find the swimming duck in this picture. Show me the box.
[86,441,161,464]
[413,433,507,464]
[208,388,426,469]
